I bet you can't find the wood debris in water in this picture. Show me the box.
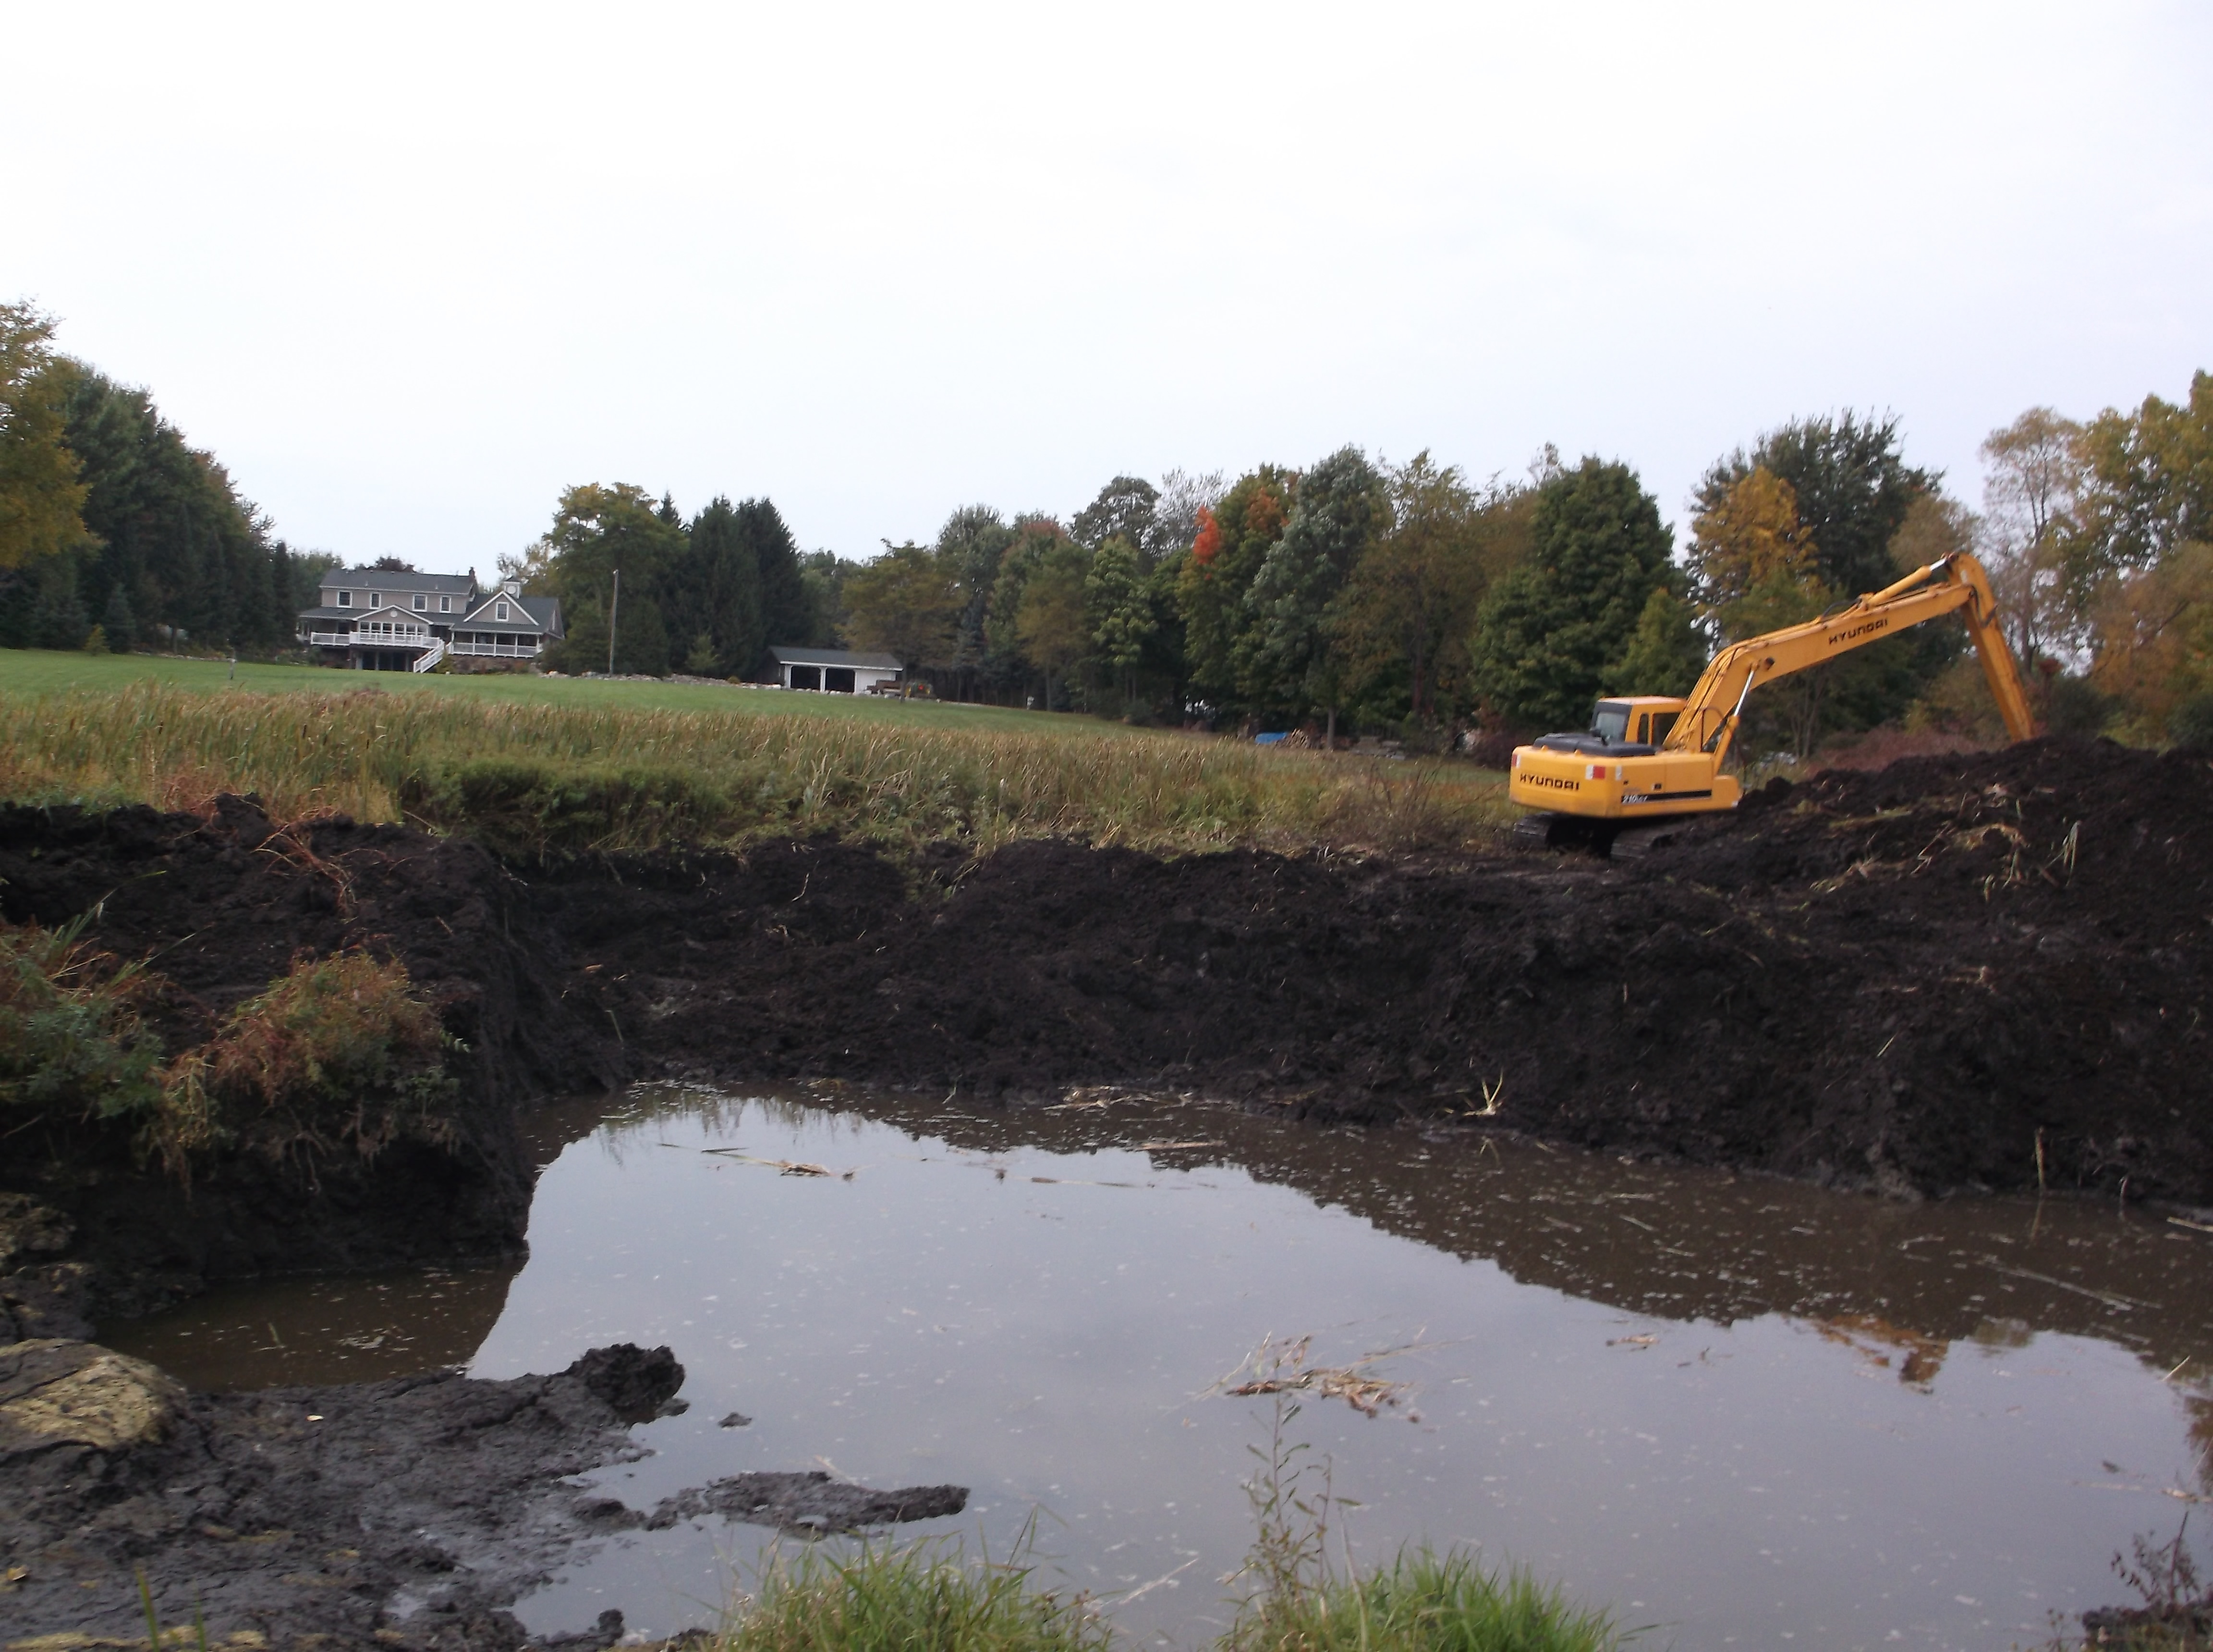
[701,1148,851,1179]
[1207,1333,1421,1420]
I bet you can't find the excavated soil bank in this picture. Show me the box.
[1,736,2208,1334]
[0,1338,964,1650]
[544,736,2213,1204]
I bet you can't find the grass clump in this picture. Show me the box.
[714,1535,1110,1652]
[164,950,459,1169]
[1226,1547,1619,1652]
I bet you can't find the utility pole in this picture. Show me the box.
[607,568,620,676]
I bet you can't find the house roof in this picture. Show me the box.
[457,593,563,637]
[323,569,477,594]
[769,646,903,670]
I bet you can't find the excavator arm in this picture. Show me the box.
[1666,552,2036,765]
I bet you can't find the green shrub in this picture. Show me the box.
[0,914,164,1132]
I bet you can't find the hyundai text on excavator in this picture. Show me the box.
[1507,551,2038,855]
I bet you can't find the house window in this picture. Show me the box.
[439,596,451,612]
[413,595,426,610]
[338,591,351,607]
[496,602,509,620]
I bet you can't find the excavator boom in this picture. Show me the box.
[1507,552,2036,834]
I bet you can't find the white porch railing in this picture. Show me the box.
[412,639,448,672]
[450,639,541,657]
[303,629,438,650]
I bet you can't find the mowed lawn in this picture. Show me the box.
[0,647,1144,738]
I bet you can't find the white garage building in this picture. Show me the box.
[768,646,904,694]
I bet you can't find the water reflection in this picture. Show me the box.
[105,1263,521,1390]
[110,1083,2213,1647]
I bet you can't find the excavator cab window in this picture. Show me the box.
[1590,702,1632,744]
[1649,710,1679,746]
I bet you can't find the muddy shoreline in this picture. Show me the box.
[0,1337,964,1650]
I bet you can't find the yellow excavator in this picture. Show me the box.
[1507,551,2037,854]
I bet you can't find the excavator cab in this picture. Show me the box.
[1508,695,1731,827]
[1588,697,1686,752]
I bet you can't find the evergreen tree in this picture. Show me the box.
[99,583,136,652]
[55,365,288,648]
[1468,458,1676,731]
[681,496,766,676]
[743,500,814,656]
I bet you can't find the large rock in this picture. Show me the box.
[0,1338,184,1457]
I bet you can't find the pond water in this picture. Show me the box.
[111,1084,2213,1649]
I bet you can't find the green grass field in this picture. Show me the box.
[0,647,1143,736]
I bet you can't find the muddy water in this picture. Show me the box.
[113,1086,2213,1649]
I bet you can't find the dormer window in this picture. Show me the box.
[496,602,510,621]
[413,594,426,610]
[337,591,351,607]
[439,596,451,613]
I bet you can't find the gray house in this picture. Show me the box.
[298,570,563,672]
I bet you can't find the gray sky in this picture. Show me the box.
[10,3,2209,574]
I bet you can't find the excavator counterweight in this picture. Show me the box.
[1507,552,2036,844]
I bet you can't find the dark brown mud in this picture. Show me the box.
[544,736,2213,1206]
[0,1339,963,1650]
[2,735,2208,1337]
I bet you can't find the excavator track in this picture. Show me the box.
[1510,813,1691,861]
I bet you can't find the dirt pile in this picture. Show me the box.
[0,1339,966,1649]
[546,737,2211,1202]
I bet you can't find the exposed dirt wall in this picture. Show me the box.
[547,738,2212,1204]
[0,796,621,1325]
[2,736,2207,1337]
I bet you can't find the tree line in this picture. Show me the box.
[8,297,2207,751]
[0,304,331,655]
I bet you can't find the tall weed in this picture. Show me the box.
[0,682,1515,857]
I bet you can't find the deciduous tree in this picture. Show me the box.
[844,540,963,689]
[1085,534,1154,705]
[0,304,88,573]
[1240,446,1385,726]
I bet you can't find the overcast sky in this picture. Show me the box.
[9,3,2210,575]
